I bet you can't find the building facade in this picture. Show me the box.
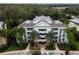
[0,21,7,46]
[68,17,79,31]
[21,16,68,43]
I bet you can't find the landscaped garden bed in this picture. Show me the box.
[58,43,69,50]
[45,43,55,50]
[58,43,79,51]
[65,27,79,51]
[29,44,40,50]
[0,43,27,53]
[69,42,79,51]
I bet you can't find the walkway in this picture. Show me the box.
[25,43,30,51]
[40,45,45,51]
[54,43,59,51]
[40,44,46,54]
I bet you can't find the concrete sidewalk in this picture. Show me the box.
[54,43,60,51]
[25,43,30,51]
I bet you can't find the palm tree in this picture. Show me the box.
[0,22,7,43]
[46,30,53,43]
[15,27,25,44]
[30,30,39,46]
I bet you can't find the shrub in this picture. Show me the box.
[0,42,27,53]
[58,43,69,50]
[66,28,78,50]
[70,42,78,50]
[45,43,55,50]
[0,44,8,53]
[30,44,40,50]
[16,43,27,50]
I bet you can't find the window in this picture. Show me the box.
[59,39,61,42]
[63,34,65,37]
[27,36,31,39]
[27,32,31,35]
[39,33,46,35]
[54,36,58,39]
[59,34,61,37]
[63,31,65,33]
[53,32,58,34]
[27,28,33,31]
[39,29,46,31]
[53,28,58,30]
[60,29,63,34]
[62,38,64,41]
[60,31,61,33]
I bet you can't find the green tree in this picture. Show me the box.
[46,30,53,42]
[4,27,25,46]
[66,28,78,50]
[60,18,69,24]
[30,30,39,42]
[15,27,25,43]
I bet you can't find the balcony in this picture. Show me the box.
[35,39,47,42]
[40,35,46,38]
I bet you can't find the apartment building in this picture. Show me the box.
[68,16,79,31]
[21,15,68,43]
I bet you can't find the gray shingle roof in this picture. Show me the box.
[70,19,79,25]
[22,16,68,28]
[22,20,33,27]
[33,15,53,24]
[23,23,33,27]
[52,23,68,27]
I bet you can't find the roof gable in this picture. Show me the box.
[33,15,52,24]
[34,20,51,27]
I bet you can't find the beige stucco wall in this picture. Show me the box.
[0,37,7,45]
